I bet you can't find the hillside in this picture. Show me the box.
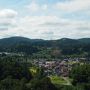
[0,37,90,57]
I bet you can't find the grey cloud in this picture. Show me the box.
[40,22,69,27]
[77,27,90,31]
[0,22,17,31]
[0,27,8,31]
[0,22,12,26]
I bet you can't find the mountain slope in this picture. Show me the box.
[0,37,90,56]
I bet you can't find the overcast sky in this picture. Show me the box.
[0,0,90,40]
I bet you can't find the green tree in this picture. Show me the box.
[28,77,57,90]
[70,64,90,85]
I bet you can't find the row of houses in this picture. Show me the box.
[32,59,80,77]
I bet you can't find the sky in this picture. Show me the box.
[0,0,90,40]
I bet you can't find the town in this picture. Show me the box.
[31,58,87,77]
[0,51,88,77]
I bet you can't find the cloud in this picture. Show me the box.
[0,9,18,18]
[26,2,39,12]
[8,15,89,40]
[54,0,90,12]
[0,1,90,39]
[0,9,18,31]
[26,1,48,12]
[0,14,90,39]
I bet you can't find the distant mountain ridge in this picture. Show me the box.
[0,36,90,44]
[0,36,90,56]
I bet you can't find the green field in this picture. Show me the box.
[50,75,72,86]
[29,67,38,77]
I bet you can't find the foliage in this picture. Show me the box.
[70,64,90,85]
[27,77,58,90]
[50,76,68,85]
[0,37,90,57]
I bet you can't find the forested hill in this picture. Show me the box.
[0,36,90,56]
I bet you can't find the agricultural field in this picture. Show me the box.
[50,75,72,86]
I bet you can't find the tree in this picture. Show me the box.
[28,77,57,90]
[70,64,90,85]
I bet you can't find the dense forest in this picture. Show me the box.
[0,37,90,90]
[0,37,90,58]
[0,56,89,90]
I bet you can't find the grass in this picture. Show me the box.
[50,76,67,85]
[50,75,72,86]
[29,67,37,76]
[68,61,79,65]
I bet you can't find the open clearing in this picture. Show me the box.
[50,75,72,86]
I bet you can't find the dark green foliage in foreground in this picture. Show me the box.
[70,64,90,85]
[0,57,32,90]
[0,60,32,80]
[0,76,29,90]
[0,57,57,90]
[0,56,90,90]
[65,64,90,90]
[26,66,57,90]
[53,64,90,90]
[28,77,58,90]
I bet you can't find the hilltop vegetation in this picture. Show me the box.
[0,37,90,58]
[0,56,58,90]
[0,56,89,90]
